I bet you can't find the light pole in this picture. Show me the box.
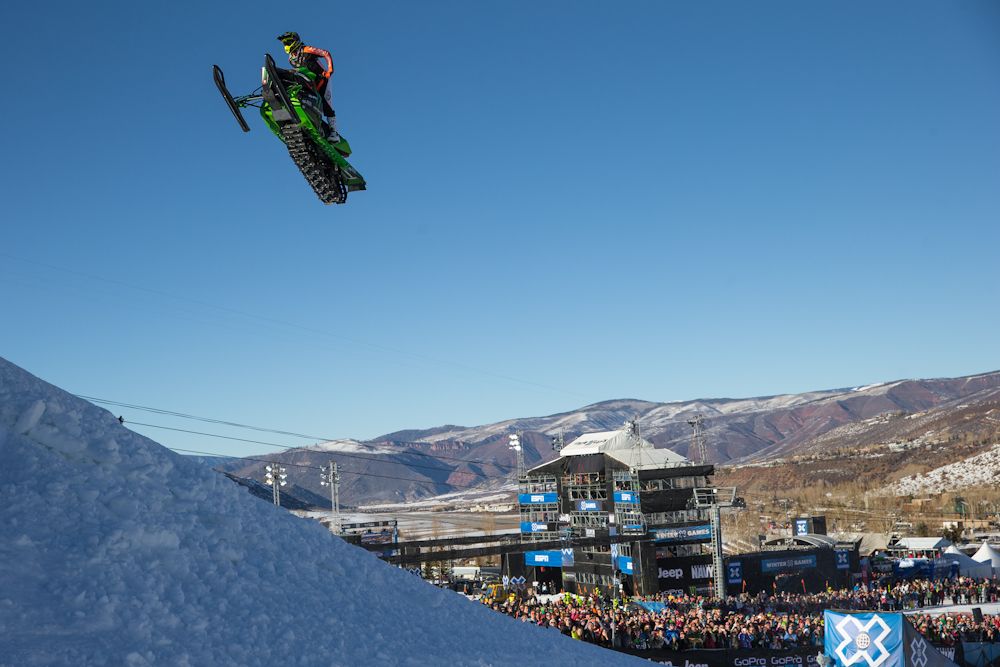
[264,464,287,507]
[508,433,524,481]
[320,460,341,534]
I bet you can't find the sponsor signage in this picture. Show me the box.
[519,492,557,505]
[652,524,712,543]
[520,521,552,533]
[656,555,713,591]
[824,611,903,667]
[613,491,639,504]
[616,556,634,575]
[561,548,575,567]
[795,519,810,536]
[618,646,820,667]
[727,561,743,585]
[761,554,818,573]
[524,550,562,567]
[575,499,603,512]
[836,549,851,570]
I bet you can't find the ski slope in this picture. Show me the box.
[0,357,641,666]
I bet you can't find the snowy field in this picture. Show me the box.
[0,357,643,666]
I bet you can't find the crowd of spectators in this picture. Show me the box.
[480,577,1000,653]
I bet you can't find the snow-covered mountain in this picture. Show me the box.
[0,356,642,666]
[221,370,1000,506]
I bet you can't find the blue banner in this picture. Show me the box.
[575,499,603,511]
[518,492,557,505]
[727,561,743,585]
[524,550,562,567]
[613,491,639,504]
[761,554,817,573]
[616,556,634,574]
[561,547,575,567]
[652,524,712,543]
[836,549,851,570]
[520,522,551,533]
[824,611,903,667]
[795,518,810,535]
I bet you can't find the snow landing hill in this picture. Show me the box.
[0,357,643,666]
[219,370,1000,506]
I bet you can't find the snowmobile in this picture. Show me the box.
[213,54,366,204]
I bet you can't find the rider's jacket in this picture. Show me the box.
[289,45,333,90]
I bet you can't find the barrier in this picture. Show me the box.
[619,646,820,667]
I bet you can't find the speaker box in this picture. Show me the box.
[973,607,984,623]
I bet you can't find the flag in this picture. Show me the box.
[801,578,806,593]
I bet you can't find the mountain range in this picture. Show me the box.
[217,370,1000,507]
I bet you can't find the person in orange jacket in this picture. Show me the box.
[277,31,340,142]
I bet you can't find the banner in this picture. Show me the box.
[519,492,557,505]
[619,646,820,667]
[652,524,712,543]
[524,550,562,567]
[576,499,603,511]
[613,491,639,504]
[727,561,743,585]
[616,556,634,575]
[825,611,903,667]
[520,522,553,533]
[836,550,851,570]
[796,519,810,535]
[761,554,817,573]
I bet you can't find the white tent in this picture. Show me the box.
[934,550,994,578]
[972,541,1000,573]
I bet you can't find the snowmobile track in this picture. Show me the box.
[281,125,347,205]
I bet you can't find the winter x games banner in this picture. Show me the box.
[824,612,957,667]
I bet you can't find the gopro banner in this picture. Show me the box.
[616,556,634,575]
[613,491,639,504]
[727,561,743,585]
[519,493,557,505]
[524,551,562,567]
[575,499,603,512]
[761,554,817,573]
[824,611,903,667]
[652,524,712,543]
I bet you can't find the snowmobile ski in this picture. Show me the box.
[212,65,250,133]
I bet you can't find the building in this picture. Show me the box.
[517,422,715,596]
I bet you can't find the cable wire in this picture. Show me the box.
[84,395,519,471]
[126,420,510,481]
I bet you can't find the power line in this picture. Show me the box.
[165,446,487,491]
[126,420,508,481]
[85,395,518,471]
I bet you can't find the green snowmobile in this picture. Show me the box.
[213,54,366,205]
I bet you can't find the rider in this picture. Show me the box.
[277,31,340,143]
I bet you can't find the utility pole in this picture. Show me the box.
[264,464,287,507]
[320,460,341,534]
[551,433,565,454]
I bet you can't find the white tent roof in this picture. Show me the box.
[972,542,1000,567]
[893,537,951,551]
[935,551,993,578]
[944,545,966,556]
[559,427,689,469]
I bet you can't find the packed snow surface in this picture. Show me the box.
[0,357,641,666]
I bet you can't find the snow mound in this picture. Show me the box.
[888,443,1000,496]
[0,357,640,666]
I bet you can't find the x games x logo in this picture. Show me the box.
[834,615,893,667]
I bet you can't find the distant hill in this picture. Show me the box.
[216,370,1000,506]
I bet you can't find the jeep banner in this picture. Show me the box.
[656,555,713,593]
[619,646,821,667]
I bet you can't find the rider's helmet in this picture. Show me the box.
[277,31,303,54]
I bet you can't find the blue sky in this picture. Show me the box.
[2,1,999,457]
